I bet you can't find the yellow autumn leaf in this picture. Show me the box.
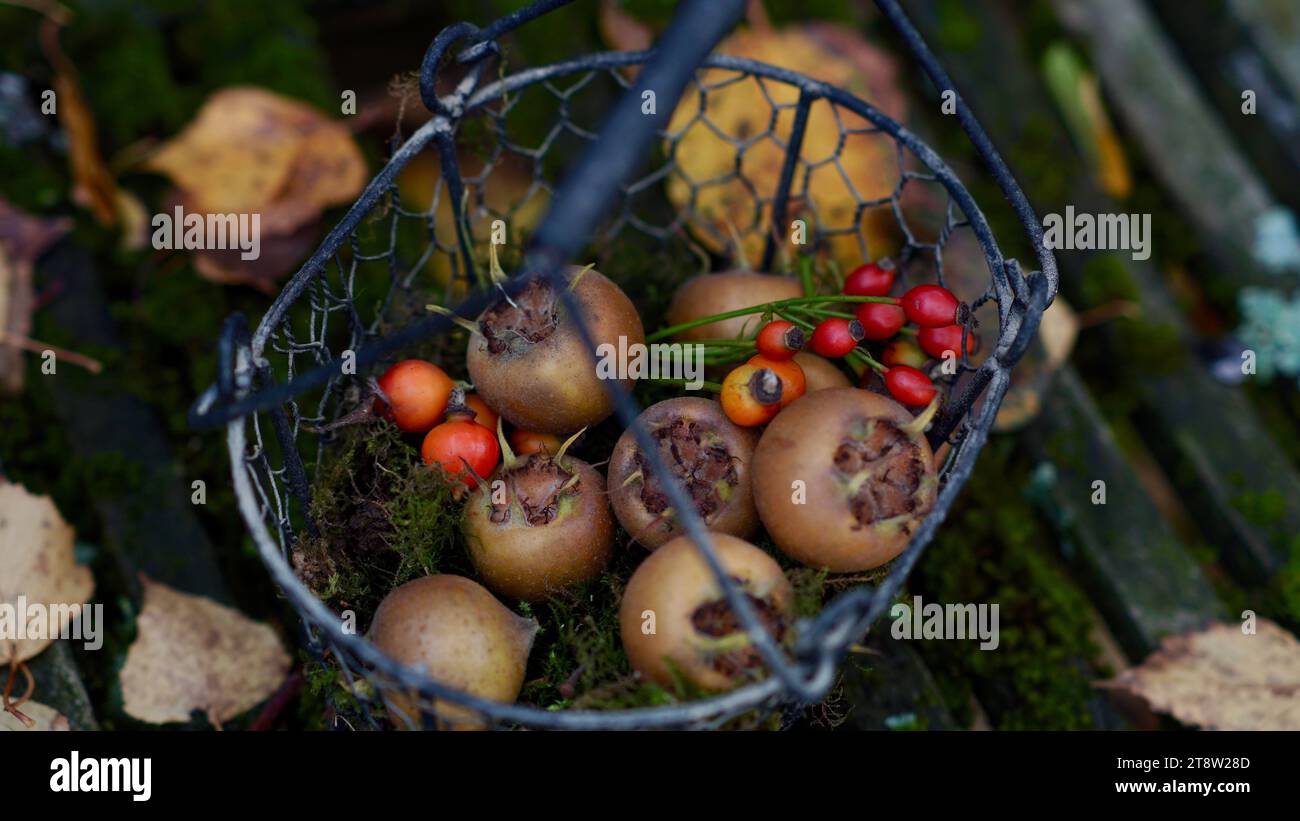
[666,25,908,270]
[148,87,367,236]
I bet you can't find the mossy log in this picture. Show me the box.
[835,631,959,730]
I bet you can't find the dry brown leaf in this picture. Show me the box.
[0,198,73,394]
[147,87,366,237]
[0,246,21,394]
[119,575,290,726]
[1038,297,1079,371]
[1100,619,1300,730]
[666,24,908,270]
[191,218,322,294]
[0,482,94,664]
[599,0,653,59]
[0,700,69,731]
[994,297,1079,432]
[0,197,74,263]
[113,188,150,252]
[38,14,117,226]
[54,72,117,225]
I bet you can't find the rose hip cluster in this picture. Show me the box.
[719,259,972,427]
[841,263,973,411]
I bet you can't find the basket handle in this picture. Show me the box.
[874,0,1059,304]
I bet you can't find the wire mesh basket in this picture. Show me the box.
[191,0,1058,729]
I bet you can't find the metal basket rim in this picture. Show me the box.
[219,42,1053,729]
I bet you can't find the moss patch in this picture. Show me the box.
[911,439,1105,729]
[295,408,795,729]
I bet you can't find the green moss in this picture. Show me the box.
[1113,319,1188,374]
[1274,536,1300,628]
[1230,489,1287,528]
[293,419,470,616]
[1078,252,1140,308]
[789,567,830,619]
[935,0,984,53]
[911,439,1104,729]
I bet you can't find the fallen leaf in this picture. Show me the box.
[0,197,73,394]
[113,188,149,252]
[147,87,367,237]
[1042,42,1131,200]
[54,71,118,224]
[1100,619,1300,730]
[994,297,1079,432]
[598,0,653,79]
[599,0,653,52]
[191,217,322,294]
[119,575,290,726]
[0,481,94,664]
[0,197,73,263]
[0,246,22,394]
[665,24,908,270]
[1038,297,1079,371]
[396,151,549,292]
[0,700,69,731]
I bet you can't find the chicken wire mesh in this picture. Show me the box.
[191,0,1058,729]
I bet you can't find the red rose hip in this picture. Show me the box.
[809,317,863,358]
[755,319,803,361]
[843,260,896,297]
[884,365,937,406]
[855,301,906,340]
[901,284,961,327]
[917,324,977,360]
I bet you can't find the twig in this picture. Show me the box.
[3,657,34,728]
[0,332,103,374]
[0,0,72,25]
[248,671,304,731]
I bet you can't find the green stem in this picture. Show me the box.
[799,255,815,298]
[644,377,723,393]
[697,339,758,347]
[852,349,886,373]
[773,308,884,373]
[646,295,896,342]
[792,305,856,320]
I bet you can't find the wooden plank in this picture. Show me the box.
[907,0,1300,583]
[1147,0,1300,209]
[37,245,232,605]
[835,631,959,730]
[1053,0,1300,281]
[1029,367,1227,657]
[1230,0,1300,103]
